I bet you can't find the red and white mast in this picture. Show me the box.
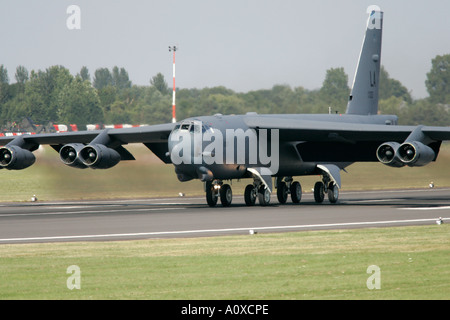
[169,45,177,123]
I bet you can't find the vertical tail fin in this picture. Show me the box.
[346,6,383,115]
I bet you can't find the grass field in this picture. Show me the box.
[0,225,449,300]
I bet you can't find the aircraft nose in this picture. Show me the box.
[168,131,193,164]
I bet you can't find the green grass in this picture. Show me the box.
[0,225,449,299]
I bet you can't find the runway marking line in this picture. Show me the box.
[0,217,448,243]
[400,206,450,211]
[0,207,185,217]
[345,199,402,203]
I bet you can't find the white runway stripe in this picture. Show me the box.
[0,207,185,217]
[400,206,450,211]
[0,217,447,243]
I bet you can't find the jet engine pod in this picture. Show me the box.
[59,143,88,169]
[0,145,35,170]
[397,141,435,167]
[376,142,404,167]
[79,144,121,169]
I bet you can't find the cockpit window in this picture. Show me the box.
[177,121,210,133]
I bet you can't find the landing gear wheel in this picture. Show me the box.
[314,181,325,203]
[258,186,271,206]
[327,182,339,204]
[277,182,288,204]
[206,182,218,207]
[220,184,232,207]
[290,181,302,203]
[244,184,257,206]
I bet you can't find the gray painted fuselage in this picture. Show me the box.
[168,112,398,182]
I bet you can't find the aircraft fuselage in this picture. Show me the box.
[168,113,398,182]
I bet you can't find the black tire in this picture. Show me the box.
[244,184,257,206]
[314,181,325,203]
[290,181,302,203]
[327,182,339,204]
[258,186,271,206]
[277,182,288,204]
[206,182,218,207]
[220,184,232,207]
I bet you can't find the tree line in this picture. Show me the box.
[0,54,449,130]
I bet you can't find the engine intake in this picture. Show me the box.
[0,146,36,170]
[397,141,435,167]
[79,144,121,169]
[59,143,87,169]
[376,142,404,168]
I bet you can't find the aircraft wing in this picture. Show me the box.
[244,116,450,143]
[0,122,175,146]
[0,122,176,167]
[420,126,450,141]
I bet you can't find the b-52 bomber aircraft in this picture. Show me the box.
[1,7,450,207]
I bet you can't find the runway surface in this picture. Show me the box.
[0,188,449,244]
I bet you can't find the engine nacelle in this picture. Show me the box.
[376,142,405,168]
[0,145,36,170]
[59,143,88,169]
[397,141,435,167]
[79,144,121,169]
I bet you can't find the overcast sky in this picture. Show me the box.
[1,0,450,99]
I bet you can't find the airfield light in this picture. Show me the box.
[169,45,178,123]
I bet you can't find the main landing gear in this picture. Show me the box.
[273,175,339,205]
[275,177,302,204]
[312,180,339,204]
[205,175,339,207]
[244,183,271,206]
[205,179,272,207]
